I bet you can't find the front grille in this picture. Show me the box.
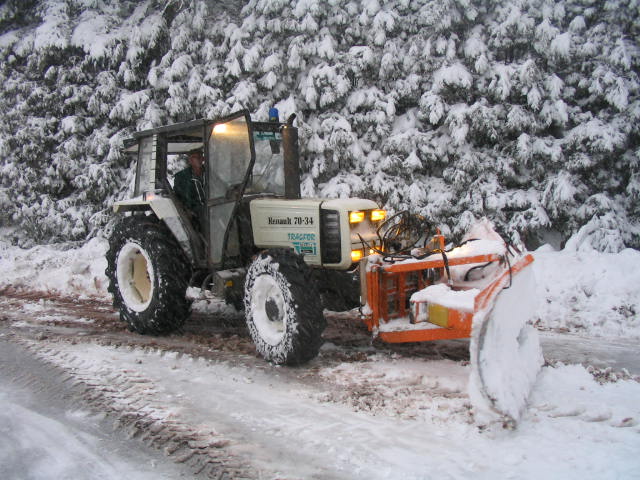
[320,209,341,264]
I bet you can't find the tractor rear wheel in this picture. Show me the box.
[244,249,326,365]
[106,215,192,334]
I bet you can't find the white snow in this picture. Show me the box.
[533,245,640,339]
[15,336,640,480]
[411,283,479,312]
[377,317,443,332]
[550,32,571,59]
[433,63,473,91]
[0,233,639,477]
[0,236,109,299]
[469,265,544,423]
[71,11,114,59]
[446,238,506,259]
[0,386,181,480]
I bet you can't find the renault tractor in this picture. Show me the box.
[106,110,542,423]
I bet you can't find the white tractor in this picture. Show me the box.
[106,110,380,365]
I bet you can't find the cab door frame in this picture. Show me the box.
[204,110,256,269]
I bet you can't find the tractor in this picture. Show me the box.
[106,109,541,423]
[106,109,380,365]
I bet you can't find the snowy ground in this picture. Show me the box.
[0,235,639,478]
[0,340,193,480]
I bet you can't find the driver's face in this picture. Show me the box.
[189,153,204,168]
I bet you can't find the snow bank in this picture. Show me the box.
[533,245,640,339]
[0,234,638,340]
[0,237,109,299]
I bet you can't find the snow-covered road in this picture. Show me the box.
[1,237,639,479]
[540,331,640,375]
[0,339,193,480]
[1,292,639,479]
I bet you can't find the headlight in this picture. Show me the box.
[351,249,363,262]
[212,123,228,134]
[371,209,386,221]
[349,211,365,223]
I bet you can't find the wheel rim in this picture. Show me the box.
[251,274,287,346]
[116,242,154,312]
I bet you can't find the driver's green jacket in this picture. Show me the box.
[174,167,206,211]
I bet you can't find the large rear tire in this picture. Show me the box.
[105,215,192,334]
[244,249,326,365]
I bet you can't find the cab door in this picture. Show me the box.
[206,111,255,266]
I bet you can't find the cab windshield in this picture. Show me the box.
[248,125,285,195]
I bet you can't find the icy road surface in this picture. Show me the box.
[0,340,193,480]
[0,292,639,479]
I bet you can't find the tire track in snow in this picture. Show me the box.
[6,335,259,480]
[2,294,640,479]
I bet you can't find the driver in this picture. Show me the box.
[174,150,206,229]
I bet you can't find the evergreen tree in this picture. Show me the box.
[0,0,638,252]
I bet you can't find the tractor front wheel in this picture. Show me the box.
[106,215,192,334]
[244,249,326,365]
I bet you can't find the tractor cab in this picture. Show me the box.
[120,110,300,270]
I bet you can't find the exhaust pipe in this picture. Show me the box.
[282,113,301,200]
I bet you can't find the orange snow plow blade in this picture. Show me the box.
[361,247,533,344]
[360,226,542,424]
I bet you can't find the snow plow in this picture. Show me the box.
[360,217,543,423]
[108,110,542,425]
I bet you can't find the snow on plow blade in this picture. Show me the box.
[468,254,543,424]
[361,225,542,425]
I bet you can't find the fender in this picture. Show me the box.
[113,197,205,267]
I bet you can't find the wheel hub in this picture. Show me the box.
[265,298,281,323]
[251,274,286,346]
[116,242,154,312]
